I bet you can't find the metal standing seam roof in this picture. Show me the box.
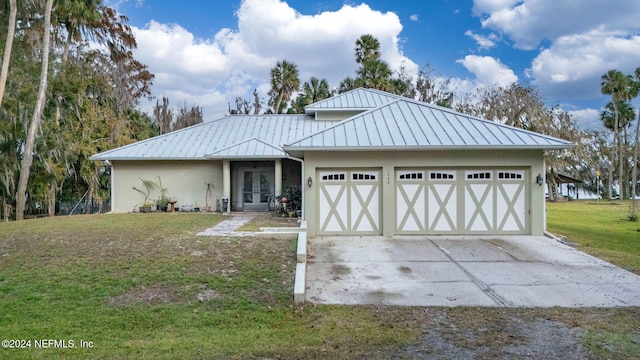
[284,98,576,152]
[90,114,342,160]
[91,88,575,161]
[207,137,285,158]
[304,87,402,113]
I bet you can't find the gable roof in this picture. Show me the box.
[284,98,575,157]
[304,87,401,114]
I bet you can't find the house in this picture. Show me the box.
[91,88,574,237]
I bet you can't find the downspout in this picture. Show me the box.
[107,160,114,214]
[285,155,305,220]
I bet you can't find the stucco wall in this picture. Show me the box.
[302,150,546,237]
[111,160,223,213]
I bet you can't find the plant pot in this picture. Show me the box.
[158,204,168,212]
[288,211,295,218]
[295,210,302,218]
[140,205,151,213]
[181,204,193,212]
[194,207,200,212]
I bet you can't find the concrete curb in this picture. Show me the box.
[293,221,308,303]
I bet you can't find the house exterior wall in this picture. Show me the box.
[314,110,364,121]
[111,160,223,213]
[302,149,546,237]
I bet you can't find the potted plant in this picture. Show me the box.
[203,181,214,212]
[283,185,301,217]
[132,177,158,213]
[155,176,174,212]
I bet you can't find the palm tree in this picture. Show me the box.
[0,0,17,107]
[600,100,635,131]
[15,0,54,220]
[632,67,640,199]
[601,69,637,199]
[355,34,380,64]
[302,77,330,103]
[338,77,356,93]
[270,60,300,114]
[55,0,103,63]
[356,58,392,90]
[294,77,331,113]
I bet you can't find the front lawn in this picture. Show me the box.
[0,211,638,359]
[546,200,640,274]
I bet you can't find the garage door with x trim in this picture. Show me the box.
[396,168,529,235]
[317,169,381,235]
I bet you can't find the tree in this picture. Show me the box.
[355,58,393,91]
[173,103,203,131]
[0,0,17,107]
[355,34,380,64]
[632,67,640,198]
[456,83,587,201]
[154,97,173,134]
[601,69,638,199]
[294,77,331,113]
[15,0,54,220]
[415,65,454,108]
[55,0,102,63]
[270,60,300,114]
[338,77,356,93]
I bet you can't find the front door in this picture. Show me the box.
[243,169,272,211]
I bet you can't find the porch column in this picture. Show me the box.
[275,159,282,197]
[223,160,231,214]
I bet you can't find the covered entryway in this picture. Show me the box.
[317,169,381,235]
[396,168,529,235]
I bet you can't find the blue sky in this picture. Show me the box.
[108,0,640,129]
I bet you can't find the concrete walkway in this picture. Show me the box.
[306,235,640,307]
[196,215,256,237]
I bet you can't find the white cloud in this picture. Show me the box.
[473,0,640,50]
[528,32,640,101]
[471,0,519,15]
[455,55,518,89]
[410,14,418,21]
[464,30,498,50]
[568,108,601,129]
[131,0,417,119]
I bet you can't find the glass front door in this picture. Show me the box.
[242,169,272,211]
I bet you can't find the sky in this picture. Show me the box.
[105,0,640,129]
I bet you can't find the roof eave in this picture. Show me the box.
[90,156,209,161]
[283,144,576,152]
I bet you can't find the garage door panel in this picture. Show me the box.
[496,183,525,232]
[428,183,457,232]
[351,184,379,232]
[465,183,494,232]
[319,184,347,232]
[318,169,381,235]
[397,183,425,232]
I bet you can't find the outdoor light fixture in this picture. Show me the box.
[307,176,313,187]
[536,173,544,186]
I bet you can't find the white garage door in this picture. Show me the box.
[318,169,381,235]
[396,169,528,235]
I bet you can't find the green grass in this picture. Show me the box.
[0,210,638,359]
[0,214,413,359]
[546,200,640,274]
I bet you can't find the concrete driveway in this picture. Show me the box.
[306,236,640,307]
